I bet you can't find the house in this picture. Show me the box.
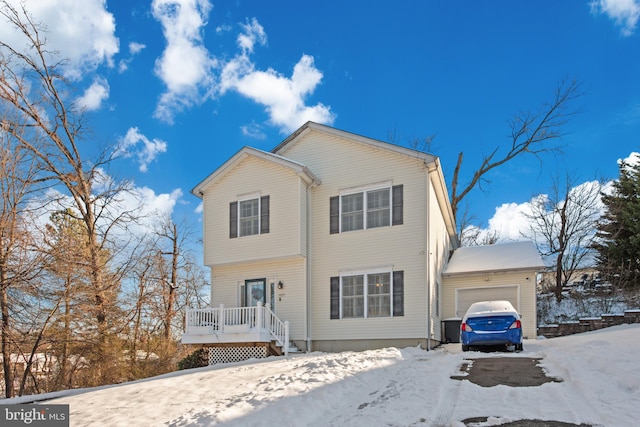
[183,122,545,363]
[441,241,545,339]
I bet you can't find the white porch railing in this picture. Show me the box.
[184,303,290,356]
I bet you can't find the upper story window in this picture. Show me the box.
[239,199,259,236]
[330,184,403,234]
[230,195,269,238]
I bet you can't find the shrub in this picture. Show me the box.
[178,348,208,370]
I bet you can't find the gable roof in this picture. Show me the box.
[443,241,545,275]
[272,121,436,163]
[271,121,458,239]
[191,146,320,197]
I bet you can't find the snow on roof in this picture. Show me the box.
[444,240,545,275]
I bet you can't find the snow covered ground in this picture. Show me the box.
[4,324,640,426]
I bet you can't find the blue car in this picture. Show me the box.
[460,300,523,352]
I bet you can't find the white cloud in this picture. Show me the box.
[26,175,183,248]
[469,177,612,249]
[241,121,267,140]
[119,42,147,73]
[216,24,232,35]
[591,0,640,36]
[221,53,335,134]
[129,42,146,55]
[237,18,267,54]
[118,127,168,173]
[149,7,334,133]
[485,201,535,241]
[133,187,183,221]
[0,0,119,80]
[151,0,217,123]
[76,77,110,111]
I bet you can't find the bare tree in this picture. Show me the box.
[450,79,581,226]
[0,2,138,381]
[0,114,44,397]
[154,216,185,340]
[523,176,602,302]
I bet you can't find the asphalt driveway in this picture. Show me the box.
[451,357,562,387]
[451,357,594,427]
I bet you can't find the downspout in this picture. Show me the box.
[426,164,431,351]
[306,183,312,352]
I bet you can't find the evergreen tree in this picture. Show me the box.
[594,158,640,289]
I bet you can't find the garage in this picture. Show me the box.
[455,285,519,318]
[442,241,545,340]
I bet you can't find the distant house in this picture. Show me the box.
[183,122,545,363]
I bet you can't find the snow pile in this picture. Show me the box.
[3,324,639,426]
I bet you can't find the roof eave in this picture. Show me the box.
[191,146,320,198]
[443,265,547,277]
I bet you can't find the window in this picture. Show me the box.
[230,195,269,238]
[341,193,363,232]
[367,272,391,317]
[330,270,404,319]
[341,275,364,318]
[330,185,402,234]
[367,189,390,229]
[239,199,259,236]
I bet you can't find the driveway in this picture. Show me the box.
[451,357,594,427]
[451,357,562,387]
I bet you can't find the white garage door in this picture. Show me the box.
[456,285,519,318]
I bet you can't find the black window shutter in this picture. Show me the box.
[392,271,404,317]
[392,185,403,226]
[329,196,339,234]
[260,195,270,234]
[330,276,340,319]
[229,201,238,239]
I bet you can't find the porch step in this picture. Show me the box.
[267,341,300,356]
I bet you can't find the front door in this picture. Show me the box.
[244,279,266,307]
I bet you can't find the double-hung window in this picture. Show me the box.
[230,195,269,238]
[239,199,259,236]
[330,184,402,234]
[330,270,404,319]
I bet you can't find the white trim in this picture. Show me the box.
[237,191,261,201]
[236,281,245,306]
[339,180,392,196]
[339,265,394,276]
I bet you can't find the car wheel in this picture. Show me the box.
[462,345,469,352]
[515,343,523,352]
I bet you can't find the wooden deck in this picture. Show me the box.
[182,303,290,356]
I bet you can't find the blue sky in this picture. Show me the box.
[2,0,639,243]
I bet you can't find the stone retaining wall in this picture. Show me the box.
[538,309,640,338]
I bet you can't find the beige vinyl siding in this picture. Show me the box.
[202,155,305,266]
[427,183,454,342]
[282,130,431,342]
[442,271,537,339]
[210,258,307,340]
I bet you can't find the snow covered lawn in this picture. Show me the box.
[6,324,640,426]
